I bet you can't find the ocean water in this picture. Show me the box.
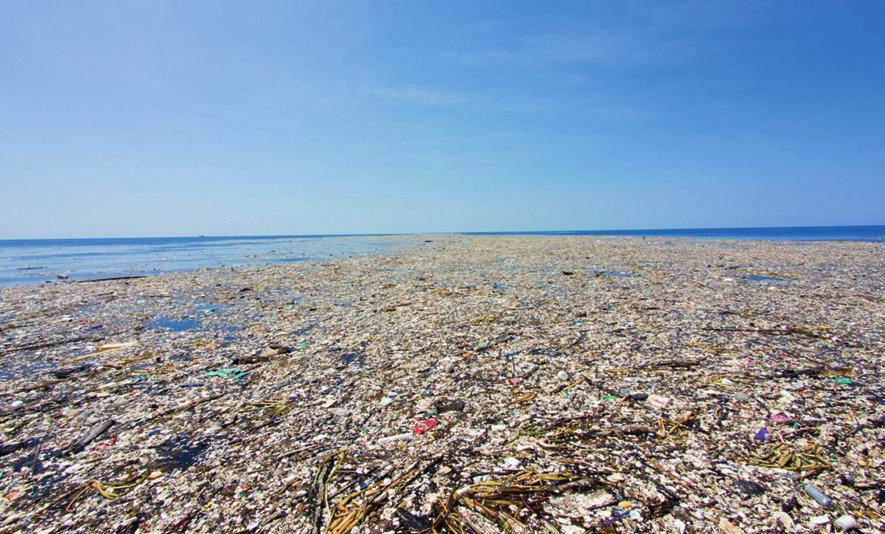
[0,226,881,287]
[0,234,405,287]
[467,225,885,242]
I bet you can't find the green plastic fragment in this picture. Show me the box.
[828,377,853,385]
[603,394,619,401]
[205,367,249,380]
[296,340,309,350]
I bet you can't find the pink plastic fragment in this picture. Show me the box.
[769,413,791,423]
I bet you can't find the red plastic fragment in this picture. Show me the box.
[413,418,438,435]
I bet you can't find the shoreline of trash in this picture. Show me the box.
[0,235,882,532]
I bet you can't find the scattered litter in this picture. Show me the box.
[0,235,880,532]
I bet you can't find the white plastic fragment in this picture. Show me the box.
[502,456,521,469]
[834,515,857,531]
[809,515,830,525]
[377,433,412,444]
[647,394,670,409]
[773,511,795,530]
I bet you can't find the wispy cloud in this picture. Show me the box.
[358,80,641,121]
[362,85,470,107]
[470,29,685,67]
[520,31,654,64]
[451,4,764,70]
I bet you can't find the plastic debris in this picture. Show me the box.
[828,377,854,385]
[773,511,795,530]
[377,433,413,444]
[834,514,857,531]
[434,399,465,413]
[501,456,521,469]
[801,483,835,509]
[413,418,438,435]
[204,367,248,380]
[0,235,881,532]
[809,515,830,525]
[769,412,792,423]
[734,479,765,496]
[646,393,670,409]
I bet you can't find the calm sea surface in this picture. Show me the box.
[0,234,407,287]
[0,226,881,287]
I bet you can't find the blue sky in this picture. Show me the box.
[1,1,883,238]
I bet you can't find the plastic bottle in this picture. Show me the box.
[801,483,835,509]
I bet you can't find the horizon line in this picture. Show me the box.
[0,224,883,242]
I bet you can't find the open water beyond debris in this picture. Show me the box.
[2,226,882,286]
